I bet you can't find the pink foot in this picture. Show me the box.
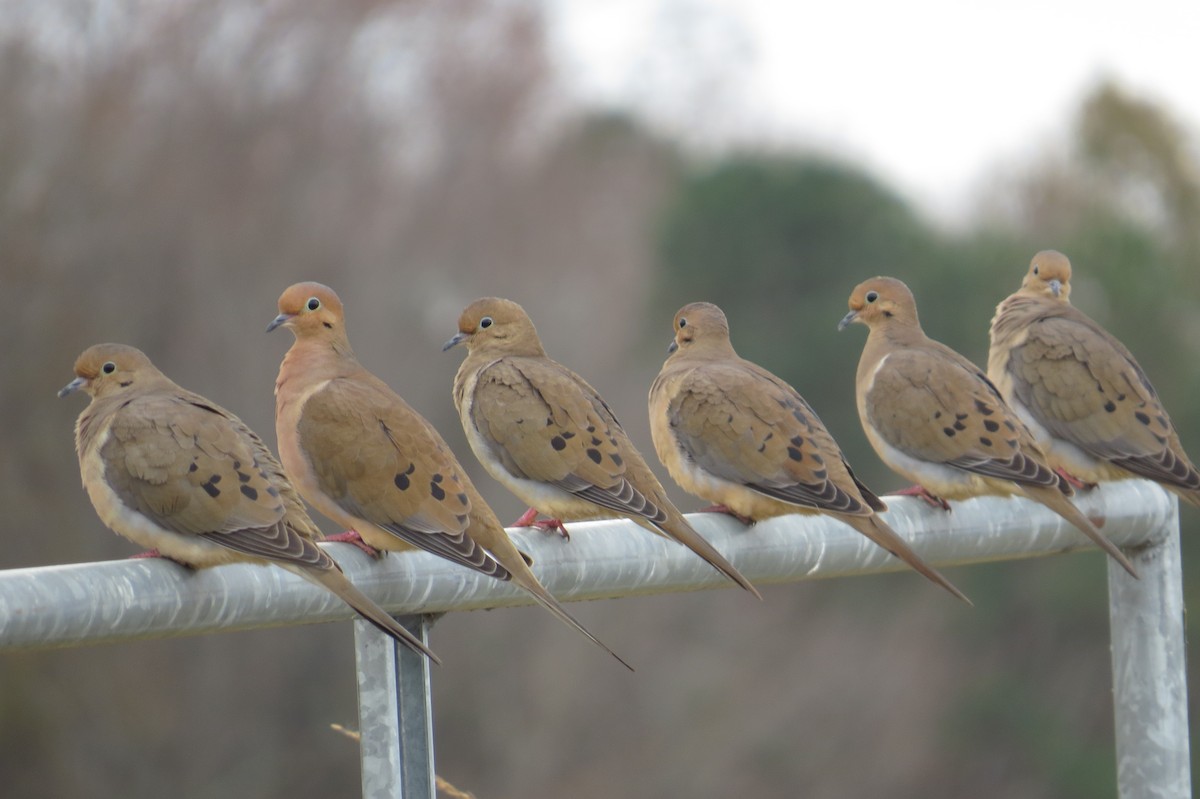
[326,530,382,559]
[511,508,570,540]
[1055,467,1097,492]
[129,549,191,568]
[532,518,570,540]
[889,484,951,511]
[700,504,755,525]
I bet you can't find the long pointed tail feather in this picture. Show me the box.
[511,572,635,672]
[652,513,763,600]
[293,565,442,664]
[1022,485,1139,578]
[842,514,971,604]
[1172,485,1200,509]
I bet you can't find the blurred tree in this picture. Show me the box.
[1079,82,1200,265]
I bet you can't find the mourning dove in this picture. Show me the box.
[270,283,631,670]
[989,250,1200,507]
[649,302,968,602]
[445,297,760,599]
[839,277,1138,578]
[59,343,439,662]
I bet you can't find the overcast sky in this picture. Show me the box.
[548,0,1200,220]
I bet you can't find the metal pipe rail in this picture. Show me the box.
[0,479,1188,798]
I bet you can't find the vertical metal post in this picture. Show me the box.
[353,615,436,799]
[1108,500,1190,799]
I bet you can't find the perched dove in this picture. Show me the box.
[445,297,760,598]
[270,283,630,670]
[989,250,1199,506]
[649,302,968,602]
[59,343,438,662]
[839,277,1138,578]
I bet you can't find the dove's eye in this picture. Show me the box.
[102,362,116,374]
[306,297,321,311]
[678,318,687,328]
[479,317,493,329]
[865,291,879,303]
[1033,266,1040,276]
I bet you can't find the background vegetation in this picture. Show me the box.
[2,2,1197,797]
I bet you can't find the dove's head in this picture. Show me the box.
[59,343,162,400]
[268,282,347,339]
[667,302,734,356]
[839,277,920,331]
[1020,250,1072,302]
[443,297,545,357]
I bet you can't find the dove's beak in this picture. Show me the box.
[58,377,86,398]
[266,313,293,333]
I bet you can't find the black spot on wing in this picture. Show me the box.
[202,474,221,497]
[394,463,416,491]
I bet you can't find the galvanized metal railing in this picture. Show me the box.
[0,479,1188,799]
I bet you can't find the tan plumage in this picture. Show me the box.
[446,297,760,599]
[270,283,630,670]
[989,250,1200,507]
[59,343,439,662]
[649,302,968,602]
[840,277,1138,578]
